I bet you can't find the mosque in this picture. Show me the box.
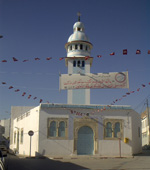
[10,16,142,157]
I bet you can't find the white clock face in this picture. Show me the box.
[115,73,126,83]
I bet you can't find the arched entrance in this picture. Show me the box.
[77,126,94,155]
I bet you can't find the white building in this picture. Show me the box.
[141,107,150,146]
[10,17,142,157]
[10,104,141,157]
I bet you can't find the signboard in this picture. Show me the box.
[59,72,129,90]
[28,130,34,136]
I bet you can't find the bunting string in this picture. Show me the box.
[1,81,150,112]
[0,49,150,63]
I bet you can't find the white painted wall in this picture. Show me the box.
[39,107,73,156]
[11,106,40,156]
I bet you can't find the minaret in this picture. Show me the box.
[65,14,93,105]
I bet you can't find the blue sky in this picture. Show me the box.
[0,0,150,119]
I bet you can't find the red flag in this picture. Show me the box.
[46,57,52,60]
[126,92,130,95]
[33,97,37,100]
[9,86,13,89]
[39,99,43,103]
[97,55,102,58]
[123,49,127,55]
[137,88,140,91]
[35,58,40,60]
[22,92,26,96]
[2,82,6,84]
[148,50,150,54]
[2,60,7,62]
[28,95,32,99]
[59,57,64,60]
[110,52,115,56]
[23,60,29,62]
[130,91,135,93]
[13,57,18,61]
[15,89,20,92]
[149,82,150,85]
[142,84,146,87]
[85,56,90,60]
[136,50,141,54]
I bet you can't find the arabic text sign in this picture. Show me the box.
[59,72,129,90]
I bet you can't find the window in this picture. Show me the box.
[86,46,88,51]
[73,60,76,67]
[106,122,112,137]
[49,121,56,137]
[75,44,78,50]
[77,28,81,31]
[82,61,85,67]
[48,118,68,139]
[58,121,65,137]
[77,60,81,67]
[70,45,72,51]
[104,119,123,139]
[80,44,83,50]
[20,129,24,144]
[114,122,120,137]
[14,131,16,144]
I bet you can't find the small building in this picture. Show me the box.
[141,107,150,146]
[10,103,141,157]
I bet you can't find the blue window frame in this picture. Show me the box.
[106,122,112,137]
[49,121,56,137]
[58,121,65,137]
[114,122,120,137]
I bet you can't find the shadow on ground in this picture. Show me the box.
[5,154,87,170]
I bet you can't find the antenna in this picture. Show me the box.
[77,12,81,21]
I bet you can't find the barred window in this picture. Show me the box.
[58,121,65,137]
[48,118,68,139]
[104,119,123,139]
[106,122,112,137]
[49,121,57,137]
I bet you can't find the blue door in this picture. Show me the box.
[77,126,94,155]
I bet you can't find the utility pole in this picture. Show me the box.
[146,99,150,144]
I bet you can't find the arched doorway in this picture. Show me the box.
[77,126,94,155]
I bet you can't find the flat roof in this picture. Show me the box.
[40,103,131,110]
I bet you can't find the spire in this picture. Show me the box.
[77,12,81,22]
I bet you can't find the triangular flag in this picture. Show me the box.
[35,58,40,60]
[15,89,20,92]
[85,56,90,60]
[136,50,141,54]
[59,57,64,60]
[142,84,146,87]
[2,60,7,62]
[39,99,43,103]
[23,60,29,62]
[9,86,13,89]
[2,82,6,84]
[97,55,102,58]
[28,95,32,99]
[33,97,37,100]
[137,88,140,91]
[13,57,18,61]
[22,92,26,96]
[123,49,127,55]
[46,57,52,60]
[148,50,150,54]
[110,52,115,56]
